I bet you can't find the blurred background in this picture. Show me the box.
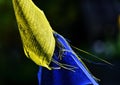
[0,0,120,85]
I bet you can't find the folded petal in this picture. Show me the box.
[38,32,99,85]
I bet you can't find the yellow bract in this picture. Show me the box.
[12,0,55,70]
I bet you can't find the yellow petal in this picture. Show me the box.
[12,0,55,70]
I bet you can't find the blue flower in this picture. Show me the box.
[37,32,99,85]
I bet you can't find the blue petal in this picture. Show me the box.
[37,32,99,85]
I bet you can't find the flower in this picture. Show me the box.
[12,0,99,85]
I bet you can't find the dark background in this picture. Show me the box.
[0,0,120,85]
